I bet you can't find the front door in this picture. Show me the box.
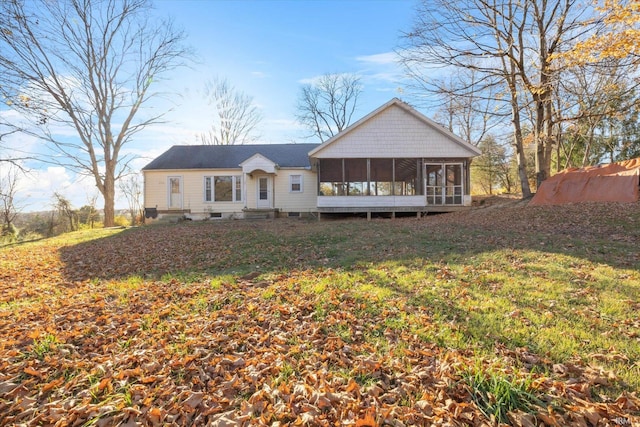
[256,176,272,208]
[168,176,182,209]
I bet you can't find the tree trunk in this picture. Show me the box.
[103,172,115,227]
[509,82,532,198]
[534,90,555,189]
[515,132,532,198]
[535,135,546,188]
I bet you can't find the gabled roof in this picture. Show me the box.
[142,144,320,171]
[308,98,482,157]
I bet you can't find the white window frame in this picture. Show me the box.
[204,175,243,203]
[289,174,303,193]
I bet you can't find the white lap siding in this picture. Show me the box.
[143,168,318,217]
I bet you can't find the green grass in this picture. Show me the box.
[463,364,543,424]
[30,333,58,359]
[2,203,639,422]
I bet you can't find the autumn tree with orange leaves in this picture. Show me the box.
[570,0,640,62]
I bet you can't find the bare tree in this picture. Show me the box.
[119,174,144,225]
[53,192,78,233]
[198,77,262,145]
[0,124,34,169]
[296,73,362,142]
[430,67,507,146]
[399,0,598,195]
[0,164,21,240]
[0,0,189,227]
[555,58,640,168]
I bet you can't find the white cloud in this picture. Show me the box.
[355,52,399,65]
[364,72,405,85]
[14,166,96,211]
[266,118,303,130]
[297,72,361,86]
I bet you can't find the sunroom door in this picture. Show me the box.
[425,163,463,205]
[168,176,182,209]
[444,164,463,205]
[425,164,443,205]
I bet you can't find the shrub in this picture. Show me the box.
[113,215,130,227]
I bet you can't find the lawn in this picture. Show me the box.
[1,201,639,426]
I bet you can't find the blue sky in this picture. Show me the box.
[4,0,421,211]
[154,0,418,145]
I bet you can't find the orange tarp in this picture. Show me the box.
[530,158,640,206]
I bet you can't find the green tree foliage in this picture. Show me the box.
[472,136,514,194]
[78,205,100,229]
[53,193,78,234]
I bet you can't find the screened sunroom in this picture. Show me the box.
[307,98,482,217]
[315,158,469,214]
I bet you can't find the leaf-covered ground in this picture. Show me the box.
[1,200,639,426]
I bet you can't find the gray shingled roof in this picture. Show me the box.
[142,144,320,170]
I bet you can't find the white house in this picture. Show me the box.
[142,98,482,220]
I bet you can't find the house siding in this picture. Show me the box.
[272,170,317,213]
[311,104,475,159]
[144,170,174,211]
[143,168,317,219]
[144,169,245,216]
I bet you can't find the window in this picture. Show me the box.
[235,177,242,201]
[290,174,303,192]
[204,175,242,202]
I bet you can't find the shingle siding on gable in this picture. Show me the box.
[312,105,473,159]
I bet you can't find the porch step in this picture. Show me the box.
[243,209,277,220]
[157,214,188,223]
[244,213,270,220]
